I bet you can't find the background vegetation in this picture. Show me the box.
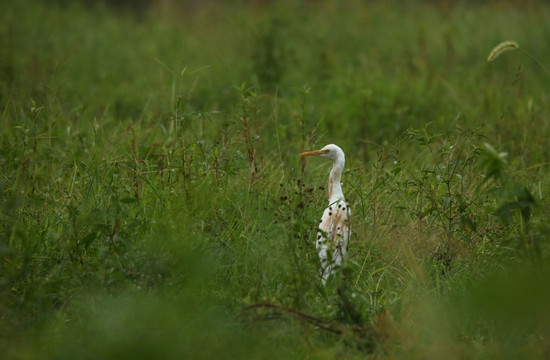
[1,0,549,358]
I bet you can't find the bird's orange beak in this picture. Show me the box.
[300,149,329,157]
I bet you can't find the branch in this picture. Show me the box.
[243,302,373,337]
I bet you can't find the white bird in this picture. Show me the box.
[300,144,351,285]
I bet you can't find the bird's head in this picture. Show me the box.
[300,144,345,162]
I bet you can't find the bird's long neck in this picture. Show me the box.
[328,159,345,204]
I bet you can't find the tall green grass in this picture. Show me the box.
[1,0,550,358]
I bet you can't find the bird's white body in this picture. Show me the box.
[300,144,351,285]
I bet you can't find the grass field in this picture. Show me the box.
[1,0,550,358]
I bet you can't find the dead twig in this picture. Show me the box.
[243,302,373,337]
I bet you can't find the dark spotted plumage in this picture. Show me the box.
[316,198,351,285]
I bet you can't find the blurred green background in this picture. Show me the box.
[1,0,549,358]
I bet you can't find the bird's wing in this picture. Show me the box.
[317,199,351,254]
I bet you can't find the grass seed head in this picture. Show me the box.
[487,40,519,63]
